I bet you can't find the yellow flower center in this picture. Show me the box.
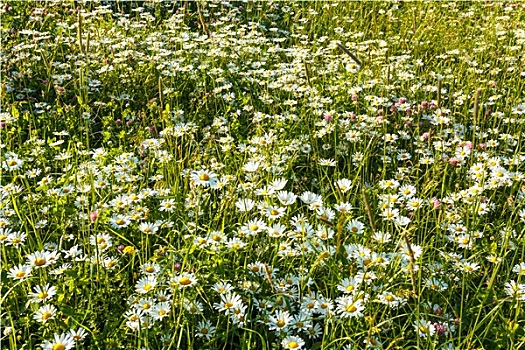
[146,266,154,273]
[158,310,166,316]
[288,341,299,349]
[179,277,191,286]
[34,258,46,266]
[346,285,354,292]
[224,301,234,309]
[38,292,48,299]
[385,295,395,302]
[53,344,65,350]
[199,174,210,181]
[250,225,259,231]
[16,271,26,278]
[143,283,152,291]
[346,305,357,313]
[116,219,125,225]
[42,311,53,320]
[276,320,285,327]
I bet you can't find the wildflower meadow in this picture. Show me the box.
[1,1,525,349]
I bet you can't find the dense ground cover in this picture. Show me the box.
[1,1,525,349]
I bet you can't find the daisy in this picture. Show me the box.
[28,284,57,304]
[230,304,248,327]
[235,198,256,212]
[264,205,286,220]
[266,223,287,238]
[316,207,335,222]
[300,191,322,205]
[399,184,417,198]
[7,264,32,280]
[291,313,311,332]
[371,231,392,243]
[337,277,361,294]
[377,291,405,309]
[504,280,525,300]
[184,298,204,314]
[346,219,365,234]
[379,179,400,190]
[172,273,198,288]
[335,178,353,193]
[7,231,26,247]
[139,222,159,235]
[270,178,288,191]
[305,323,323,339]
[512,262,525,275]
[34,304,58,324]
[334,202,353,214]
[26,250,53,269]
[90,233,112,251]
[135,276,157,294]
[282,336,305,349]
[159,199,176,212]
[195,319,216,340]
[40,332,75,350]
[140,262,161,275]
[414,319,436,337]
[151,301,171,320]
[109,214,131,229]
[336,296,365,318]
[319,158,337,166]
[277,191,297,205]
[268,309,293,332]
[426,277,448,291]
[137,297,156,312]
[241,218,267,236]
[225,237,246,250]
[191,169,218,187]
[211,281,234,294]
[69,328,88,342]
[214,292,243,314]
